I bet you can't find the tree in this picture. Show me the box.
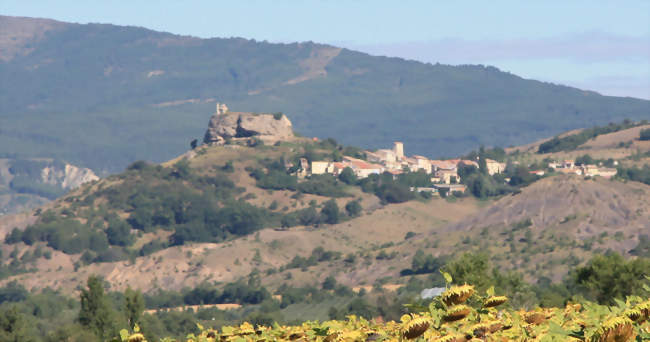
[569,253,650,304]
[508,165,537,187]
[190,139,198,149]
[280,214,298,228]
[346,298,376,319]
[639,128,650,141]
[171,159,192,179]
[78,276,116,339]
[442,252,491,290]
[478,146,488,175]
[298,206,319,226]
[467,174,494,198]
[331,150,343,162]
[409,250,444,274]
[0,281,28,303]
[320,199,340,224]
[124,287,144,329]
[338,167,357,185]
[457,163,478,180]
[322,276,337,290]
[575,154,594,166]
[345,200,362,217]
[106,219,133,246]
[0,306,32,342]
[375,183,414,203]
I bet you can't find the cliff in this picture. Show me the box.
[0,159,98,215]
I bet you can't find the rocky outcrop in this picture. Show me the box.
[41,164,99,189]
[203,104,294,145]
[0,159,99,215]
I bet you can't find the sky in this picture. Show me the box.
[4,1,650,99]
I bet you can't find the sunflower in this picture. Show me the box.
[441,285,475,306]
[523,311,546,325]
[470,323,490,338]
[127,333,146,342]
[443,305,472,322]
[433,334,468,342]
[487,321,504,333]
[591,316,636,342]
[401,316,430,339]
[623,308,642,322]
[237,322,255,335]
[636,300,650,320]
[483,296,508,308]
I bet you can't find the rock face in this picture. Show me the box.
[41,164,99,189]
[0,158,99,215]
[203,104,294,144]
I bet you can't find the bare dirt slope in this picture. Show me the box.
[504,124,650,170]
[0,197,482,294]
[445,174,649,235]
[580,124,650,150]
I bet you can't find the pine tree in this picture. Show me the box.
[124,287,144,329]
[78,276,116,339]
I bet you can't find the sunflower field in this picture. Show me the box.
[115,273,650,342]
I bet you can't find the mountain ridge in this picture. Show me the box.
[1,15,648,173]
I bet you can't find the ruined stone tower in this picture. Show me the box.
[215,103,229,115]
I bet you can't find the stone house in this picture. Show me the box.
[343,156,384,178]
[595,168,617,178]
[485,159,506,175]
[311,161,334,175]
[413,155,432,174]
[434,169,459,184]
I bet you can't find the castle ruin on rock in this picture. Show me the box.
[203,103,294,145]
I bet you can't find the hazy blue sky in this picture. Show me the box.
[4,1,649,99]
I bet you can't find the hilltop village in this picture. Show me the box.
[301,141,495,193]
[303,142,618,193]
[202,104,619,196]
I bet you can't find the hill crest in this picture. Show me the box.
[1,15,648,173]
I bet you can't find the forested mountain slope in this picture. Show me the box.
[1,15,648,173]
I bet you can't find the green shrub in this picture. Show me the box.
[320,199,340,224]
[640,128,650,141]
[345,200,362,217]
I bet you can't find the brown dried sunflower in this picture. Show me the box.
[443,305,471,322]
[524,311,546,325]
[401,316,430,339]
[483,295,508,308]
[441,285,475,306]
[592,316,636,342]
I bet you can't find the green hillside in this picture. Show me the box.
[0,121,648,341]
[1,16,648,173]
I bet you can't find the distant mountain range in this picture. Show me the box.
[1,15,648,173]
